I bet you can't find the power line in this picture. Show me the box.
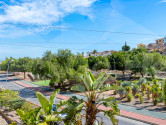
[0,22,164,36]
[0,42,115,51]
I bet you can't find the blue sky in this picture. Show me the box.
[0,0,166,60]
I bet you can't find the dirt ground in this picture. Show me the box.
[13,72,33,82]
[1,109,22,125]
[0,112,10,125]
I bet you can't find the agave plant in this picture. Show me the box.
[132,84,140,95]
[122,81,132,88]
[138,78,147,86]
[56,71,120,125]
[117,88,126,100]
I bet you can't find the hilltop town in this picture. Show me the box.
[138,37,166,53]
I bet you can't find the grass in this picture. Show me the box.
[32,80,50,86]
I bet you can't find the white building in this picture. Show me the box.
[84,50,116,58]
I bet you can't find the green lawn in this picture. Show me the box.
[32,80,50,86]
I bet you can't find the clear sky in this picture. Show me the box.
[0,0,166,60]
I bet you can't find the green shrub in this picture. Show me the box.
[125,86,132,93]
[20,101,36,112]
[154,97,159,106]
[142,91,146,96]
[140,96,144,103]
[158,91,163,102]
[141,83,147,91]
[127,93,133,102]
[116,80,122,86]
[0,89,19,108]
[135,93,140,98]
[146,81,150,85]
[153,75,157,79]
[133,80,139,84]
[153,79,158,85]
[147,77,153,81]
[163,79,166,106]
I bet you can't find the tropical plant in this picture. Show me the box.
[142,91,146,96]
[133,80,139,84]
[117,88,126,100]
[153,75,157,79]
[125,86,132,97]
[36,89,60,116]
[146,81,150,85]
[154,97,159,106]
[141,83,147,92]
[20,101,35,112]
[151,84,160,102]
[153,79,158,85]
[147,85,151,100]
[58,71,120,125]
[135,93,140,98]
[127,93,133,102]
[140,95,144,103]
[16,107,43,125]
[116,80,122,86]
[163,79,166,106]
[9,121,17,125]
[17,89,62,125]
[158,91,164,102]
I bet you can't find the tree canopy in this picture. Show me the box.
[122,42,130,51]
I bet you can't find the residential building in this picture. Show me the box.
[83,50,116,58]
[137,43,145,48]
[155,38,164,45]
[147,43,156,49]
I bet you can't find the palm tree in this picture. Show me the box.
[57,71,120,125]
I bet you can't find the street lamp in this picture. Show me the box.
[6,60,14,88]
[113,58,116,79]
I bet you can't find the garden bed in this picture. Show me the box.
[76,89,166,113]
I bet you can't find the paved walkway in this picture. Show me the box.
[2,74,166,125]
